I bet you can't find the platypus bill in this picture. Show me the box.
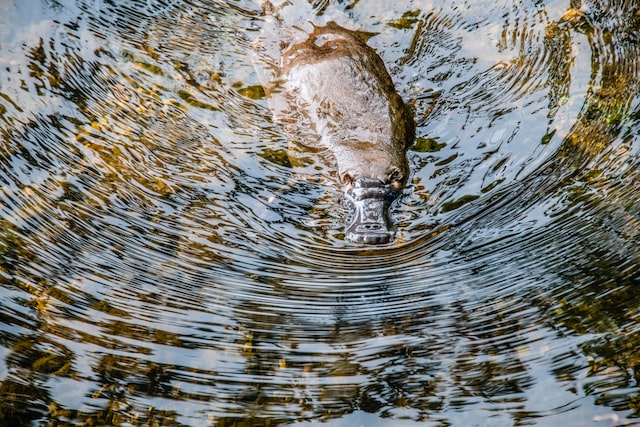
[269,22,415,244]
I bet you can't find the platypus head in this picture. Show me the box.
[339,147,408,245]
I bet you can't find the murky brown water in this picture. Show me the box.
[1,0,639,426]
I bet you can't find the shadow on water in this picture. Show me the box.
[0,0,639,426]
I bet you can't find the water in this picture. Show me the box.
[1,0,639,426]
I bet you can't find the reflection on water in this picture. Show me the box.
[1,0,639,425]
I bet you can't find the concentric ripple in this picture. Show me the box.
[1,0,639,426]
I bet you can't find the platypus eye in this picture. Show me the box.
[341,172,354,186]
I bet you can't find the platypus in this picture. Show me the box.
[266,22,415,244]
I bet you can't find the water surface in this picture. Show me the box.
[1,0,639,426]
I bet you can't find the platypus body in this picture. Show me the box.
[267,22,415,244]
